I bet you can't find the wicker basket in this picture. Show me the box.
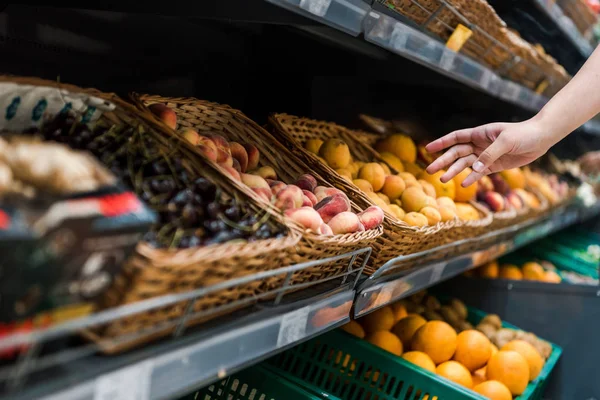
[133,94,382,285]
[0,76,308,353]
[558,0,598,35]
[269,114,493,273]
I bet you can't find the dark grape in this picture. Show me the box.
[224,206,240,220]
[206,202,221,219]
[172,189,193,206]
[181,203,199,227]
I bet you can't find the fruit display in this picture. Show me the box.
[146,100,384,237]
[35,112,287,248]
[522,167,570,206]
[470,260,564,283]
[337,291,554,397]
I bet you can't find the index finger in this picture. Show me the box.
[425,128,474,153]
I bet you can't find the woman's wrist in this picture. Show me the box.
[529,111,567,151]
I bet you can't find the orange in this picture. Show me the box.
[359,306,395,333]
[375,134,417,163]
[544,270,562,283]
[418,171,456,199]
[479,261,499,279]
[453,330,492,371]
[391,302,408,322]
[498,265,523,280]
[473,380,512,400]
[491,343,499,355]
[486,350,530,395]
[340,320,365,339]
[472,369,486,386]
[436,361,473,388]
[411,321,457,364]
[366,331,403,356]
[501,340,544,381]
[402,351,436,373]
[453,168,478,202]
[522,262,545,281]
[500,168,526,189]
[392,315,427,347]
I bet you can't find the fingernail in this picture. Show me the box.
[473,161,484,172]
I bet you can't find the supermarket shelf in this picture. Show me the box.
[532,0,595,57]
[353,202,600,318]
[583,119,600,136]
[0,248,370,400]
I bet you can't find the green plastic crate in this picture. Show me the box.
[189,366,323,400]
[269,307,562,400]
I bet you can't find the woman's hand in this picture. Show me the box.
[425,118,554,187]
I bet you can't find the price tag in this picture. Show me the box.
[277,306,310,348]
[390,22,408,51]
[429,262,446,283]
[94,361,153,400]
[480,70,493,90]
[300,0,332,17]
[446,24,473,52]
[439,49,456,71]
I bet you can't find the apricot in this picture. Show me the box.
[456,203,480,220]
[229,142,249,172]
[315,194,350,223]
[379,152,404,172]
[295,174,317,192]
[453,168,477,202]
[358,206,385,230]
[319,139,351,169]
[439,206,457,222]
[437,196,456,210]
[275,185,304,210]
[207,134,231,163]
[375,134,416,163]
[398,172,417,184]
[404,212,428,227]
[388,204,406,220]
[401,186,428,212]
[404,162,424,176]
[244,144,260,171]
[367,192,392,213]
[500,168,526,190]
[420,207,442,225]
[348,162,361,179]
[336,168,353,181]
[196,135,218,162]
[419,171,455,199]
[381,175,406,201]
[380,163,392,176]
[302,190,318,206]
[353,179,374,192]
[285,207,324,231]
[328,212,364,234]
[304,138,324,154]
[149,103,177,129]
[418,180,437,198]
[358,163,386,192]
[377,192,391,204]
[424,196,438,209]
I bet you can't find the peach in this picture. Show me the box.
[420,207,441,225]
[418,180,437,198]
[303,190,318,206]
[314,187,350,208]
[319,139,351,169]
[241,173,270,191]
[380,163,392,176]
[207,134,231,163]
[353,179,374,193]
[403,212,428,227]
[319,223,333,236]
[253,187,272,202]
[149,103,177,129]
[483,191,505,212]
[244,144,260,171]
[336,168,353,182]
[358,163,386,192]
[315,194,350,223]
[506,191,524,210]
[295,174,317,192]
[389,204,405,220]
[302,195,313,207]
[439,206,457,222]
[230,142,249,172]
[275,185,304,210]
[401,186,428,212]
[489,174,510,196]
[196,136,218,162]
[218,155,234,168]
[232,158,242,172]
[305,138,324,154]
[285,207,324,231]
[377,192,391,204]
[269,180,287,195]
[181,128,199,145]
[437,196,456,210]
[478,175,494,194]
[252,166,277,180]
[222,166,241,181]
[327,212,364,234]
[381,175,406,201]
[358,206,385,230]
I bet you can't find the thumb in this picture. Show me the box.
[472,136,511,173]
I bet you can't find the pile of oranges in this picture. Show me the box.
[341,297,546,400]
[471,260,562,283]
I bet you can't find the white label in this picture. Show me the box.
[277,306,310,348]
[94,361,153,400]
[390,23,408,51]
[429,262,446,283]
[480,70,492,90]
[299,0,332,17]
[439,50,456,71]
